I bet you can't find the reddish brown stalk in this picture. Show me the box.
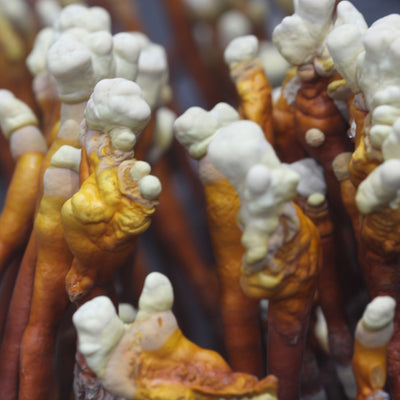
[19,189,76,400]
[0,152,44,280]
[0,235,37,400]
[0,257,21,340]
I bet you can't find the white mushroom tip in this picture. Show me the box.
[379,159,400,188]
[139,175,162,200]
[129,160,151,180]
[335,1,368,31]
[113,32,145,81]
[118,303,137,324]
[47,36,94,103]
[0,90,38,138]
[136,272,174,320]
[174,106,218,159]
[224,35,259,66]
[85,78,151,137]
[137,44,167,73]
[209,102,240,126]
[72,295,117,334]
[307,192,326,207]
[362,296,396,331]
[26,27,55,76]
[50,145,81,173]
[110,128,136,152]
[136,44,168,108]
[370,125,394,149]
[56,4,111,34]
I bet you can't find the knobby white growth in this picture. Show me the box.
[224,35,259,68]
[208,120,300,267]
[73,272,176,384]
[272,0,335,65]
[73,296,126,379]
[50,145,82,173]
[382,118,400,160]
[174,102,239,159]
[356,159,400,214]
[26,27,55,76]
[333,1,367,32]
[136,43,168,109]
[113,32,149,81]
[356,296,395,348]
[130,160,151,181]
[356,15,400,149]
[136,272,174,321]
[327,12,366,93]
[0,90,38,139]
[47,36,95,103]
[85,78,151,152]
[54,4,111,34]
[59,28,115,83]
[138,175,162,201]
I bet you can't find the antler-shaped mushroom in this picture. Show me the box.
[62,78,159,305]
[73,272,278,400]
[174,104,265,376]
[208,119,320,400]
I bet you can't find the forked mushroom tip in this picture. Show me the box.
[362,296,396,331]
